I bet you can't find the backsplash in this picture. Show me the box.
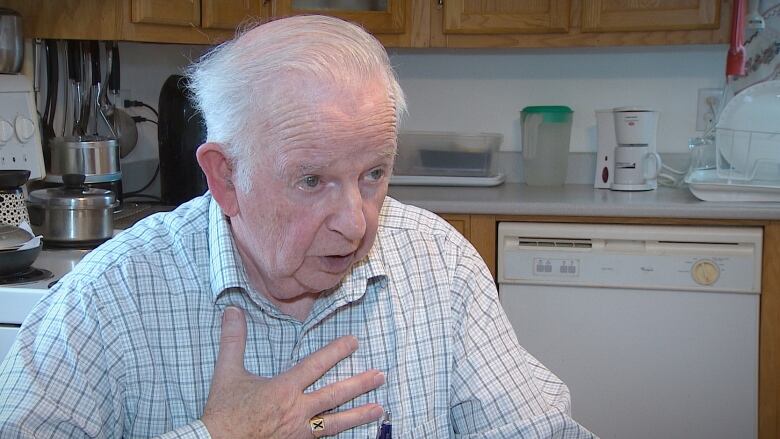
[115,43,727,192]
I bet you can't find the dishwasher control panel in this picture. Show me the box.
[533,258,579,276]
[498,223,762,294]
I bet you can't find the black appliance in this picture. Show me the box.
[158,74,208,205]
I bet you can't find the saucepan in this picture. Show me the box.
[27,174,117,246]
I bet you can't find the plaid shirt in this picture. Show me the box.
[0,194,594,438]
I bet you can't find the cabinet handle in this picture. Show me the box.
[437,0,443,9]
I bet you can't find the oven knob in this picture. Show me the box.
[15,116,36,143]
[0,119,13,144]
[691,259,720,286]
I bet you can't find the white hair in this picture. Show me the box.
[186,15,407,192]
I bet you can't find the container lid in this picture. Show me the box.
[28,174,116,209]
[0,224,32,251]
[521,106,573,123]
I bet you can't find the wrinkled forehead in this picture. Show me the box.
[253,74,399,158]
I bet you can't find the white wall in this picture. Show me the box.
[390,46,726,154]
[116,43,727,190]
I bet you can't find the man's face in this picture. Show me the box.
[229,79,397,303]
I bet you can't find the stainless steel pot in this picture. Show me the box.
[47,136,121,183]
[0,8,23,74]
[27,174,117,246]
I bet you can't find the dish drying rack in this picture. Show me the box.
[686,80,780,201]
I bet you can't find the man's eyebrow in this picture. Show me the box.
[377,147,396,159]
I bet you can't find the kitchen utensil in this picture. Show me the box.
[27,174,117,245]
[41,39,59,155]
[0,244,41,276]
[726,0,747,77]
[747,0,765,30]
[107,42,137,158]
[0,169,31,226]
[0,8,23,74]
[67,40,84,136]
[521,106,572,186]
[89,41,101,136]
[0,223,32,251]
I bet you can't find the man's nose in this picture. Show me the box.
[329,184,367,241]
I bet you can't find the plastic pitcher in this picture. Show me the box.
[521,106,573,186]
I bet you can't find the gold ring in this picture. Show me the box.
[309,415,325,433]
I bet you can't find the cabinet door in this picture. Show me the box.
[274,0,406,34]
[440,214,470,240]
[0,0,119,40]
[202,0,265,30]
[443,0,571,34]
[131,0,200,27]
[581,0,720,32]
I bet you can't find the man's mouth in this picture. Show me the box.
[321,252,356,273]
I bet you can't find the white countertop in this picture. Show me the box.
[388,183,780,220]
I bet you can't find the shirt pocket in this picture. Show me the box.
[407,414,450,439]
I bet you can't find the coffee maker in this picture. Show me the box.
[594,107,662,191]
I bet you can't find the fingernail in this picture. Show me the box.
[374,371,385,386]
[223,306,240,322]
[347,335,358,351]
[371,405,384,419]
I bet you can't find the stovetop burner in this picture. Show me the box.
[0,267,53,286]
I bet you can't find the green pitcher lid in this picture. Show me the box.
[521,106,573,113]
[521,106,573,123]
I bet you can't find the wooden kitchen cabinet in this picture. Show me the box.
[442,0,572,35]
[431,0,731,48]
[133,0,270,31]
[121,0,268,44]
[581,0,720,33]
[130,0,201,27]
[4,0,731,48]
[440,213,470,238]
[451,213,780,439]
[0,0,120,41]
[272,0,426,47]
[2,0,268,44]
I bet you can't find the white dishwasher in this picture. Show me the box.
[497,222,762,439]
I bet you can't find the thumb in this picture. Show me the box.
[215,306,248,376]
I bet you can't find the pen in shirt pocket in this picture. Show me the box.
[376,410,391,439]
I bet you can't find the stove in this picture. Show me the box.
[0,268,53,286]
[0,248,90,361]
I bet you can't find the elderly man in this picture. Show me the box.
[0,15,594,439]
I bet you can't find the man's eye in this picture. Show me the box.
[367,168,385,181]
[302,175,320,188]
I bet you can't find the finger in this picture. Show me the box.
[307,369,385,415]
[214,306,247,376]
[309,404,384,438]
[287,335,359,386]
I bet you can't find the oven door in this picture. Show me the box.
[0,325,19,362]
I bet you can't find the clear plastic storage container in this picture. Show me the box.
[393,131,502,178]
[521,106,573,186]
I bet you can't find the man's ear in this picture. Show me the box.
[196,142,240,216]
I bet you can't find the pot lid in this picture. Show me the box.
[0,224,33,251]
[28,174,116,209]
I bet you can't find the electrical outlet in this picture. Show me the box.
[113,89,132,108]
[696,88,722,131]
